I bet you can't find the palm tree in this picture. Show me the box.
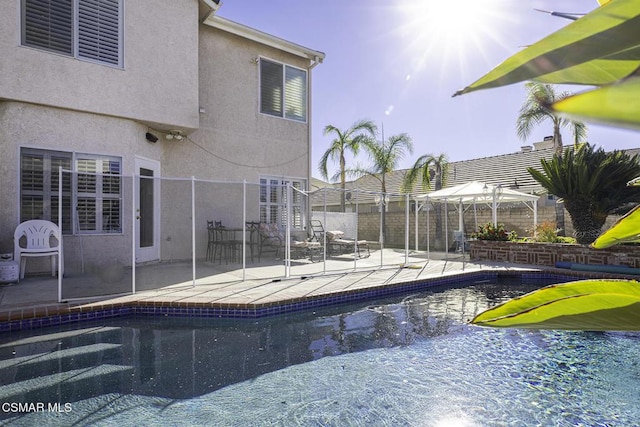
[351,133,413,244]
[516,82,587,155]
[318,119,377,212]
[401,153,449,249]
[401,153,449,193]
[528,143,640,244]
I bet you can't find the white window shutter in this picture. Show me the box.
[260,59,283,117]
[285,66,307,122]
[77,0,121,66]
[23,0,73,55]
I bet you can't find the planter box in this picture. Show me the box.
[469,240,640,268]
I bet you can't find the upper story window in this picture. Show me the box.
[259,58,307,122]
[22,0,123,67]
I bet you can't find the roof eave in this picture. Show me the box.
[203,15,326,64]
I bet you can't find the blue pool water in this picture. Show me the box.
[1,277,639,426]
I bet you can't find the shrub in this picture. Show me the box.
[471,223,516,241]
[523,221,577,244]
[531,221,561,243]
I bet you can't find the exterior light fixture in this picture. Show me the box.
[166,130,184,141]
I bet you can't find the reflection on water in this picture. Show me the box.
[5,277,639,425]
[0,278,548,402]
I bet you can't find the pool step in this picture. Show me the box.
[0,342,123,382]
[0,326,122,350]
[0,342,123,369]
[0,326,134,407]
[0,364,134,404]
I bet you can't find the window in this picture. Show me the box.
[20,148,122,234]
[75,155,122,233]
[20,149,72,233]
[22,0,123,67]
[260,177,306,230]
[260,58,307,122]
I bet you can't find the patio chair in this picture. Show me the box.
[257,222,322,262]
[206,220,216,261]
[257,222,286,259]
[207,220,238,264]
[244,221,261,262]
[453,230,469,253]
[310,220,370,259]
[14,219,63,280]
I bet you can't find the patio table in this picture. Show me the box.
[214,226,258,263]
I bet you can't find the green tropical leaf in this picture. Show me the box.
[550,76,640,129]
[591,204,640,248]
[454,0,640,96]
[471,280,640,330]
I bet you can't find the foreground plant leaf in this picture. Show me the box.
[454,0,640,96]
[592,204,640,248]
[550,76,640,129]
[471,280,640,330]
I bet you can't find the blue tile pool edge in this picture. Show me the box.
[0,270,588,333]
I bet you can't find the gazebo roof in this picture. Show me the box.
[417,181,539,204]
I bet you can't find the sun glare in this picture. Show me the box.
[405,0,491,37]
[397,0,513,81]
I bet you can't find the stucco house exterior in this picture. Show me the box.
[0,0,324,272]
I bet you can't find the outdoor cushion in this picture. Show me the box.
[326,230,344,241]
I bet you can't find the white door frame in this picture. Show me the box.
[134,157,161,263]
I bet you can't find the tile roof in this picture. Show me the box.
[310,145,640,206]
[311,146,556,205]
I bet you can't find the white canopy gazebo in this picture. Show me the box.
[415,181,539,255]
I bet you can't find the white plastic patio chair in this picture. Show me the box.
[14,220,63,280]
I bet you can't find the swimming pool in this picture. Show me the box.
[1,276,639,426]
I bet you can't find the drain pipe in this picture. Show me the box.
[306,55,321,233]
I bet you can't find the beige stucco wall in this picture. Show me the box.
[162,25,311,183]
[0,3,320,273]
[0,0,200,130]
[160,24,315,233]
[0,101,161,265]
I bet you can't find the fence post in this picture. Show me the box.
[58,166,63,302]
[132,170,136,294]
[445,200,449,261]
[379,192,384,267]
[242,180,247,281]
[426,198,430,260]
[323,188,327,273]
[405,193,409,265]
[191,176,196,287]
[285,183,291,278]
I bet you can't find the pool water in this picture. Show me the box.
[1,277,639,426]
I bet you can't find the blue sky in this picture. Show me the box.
[218,0,639,178]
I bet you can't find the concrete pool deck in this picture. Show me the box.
[0,249,555,331]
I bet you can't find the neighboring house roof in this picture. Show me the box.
[203,15,326,65]
[311,144,640,207]
[311,146,554,206]
[310,177,332,191]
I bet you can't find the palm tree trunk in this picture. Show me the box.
[553,121,563,156]
[433,171,444,250]
[564,199,605,244]
[340,153,346,212]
